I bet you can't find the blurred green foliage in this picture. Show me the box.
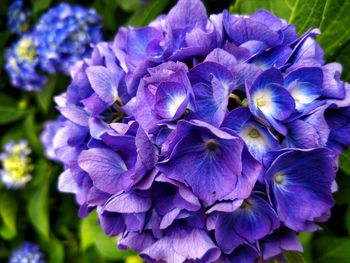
[0,0,349,262]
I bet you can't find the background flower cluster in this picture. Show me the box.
[0,0,350,263]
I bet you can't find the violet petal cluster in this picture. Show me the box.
[42,0,350,262]
[5,3,102,91]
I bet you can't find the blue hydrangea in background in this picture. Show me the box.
[5,3,103,91]
[5,35,47,91]
[9,242,45,263]
[7,0,31,35]
[0,140,33,189]
[33,3,103,74]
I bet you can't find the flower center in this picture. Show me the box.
[2,156,32,181]
[16,38,36,62]
[240,198,254,211]
[274,172,285,185]
[248,128,260,138]
[256,96,266,107]
[205,139,218,151]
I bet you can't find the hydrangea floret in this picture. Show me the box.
[9,242,45,263]
[0,140,33,189]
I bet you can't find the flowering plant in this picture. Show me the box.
[42,0,350,262]
[1,0,350,262]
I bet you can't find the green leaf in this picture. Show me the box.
[35,75,57,114]
[0,124,25,148]
[27,160,50,240]
[340,147,350,175]
[127,0,169,27]
[93,0,119,33]
[284,251,307,263]
[331,40,350,82]
[0,32,10,71]
[23,112,43,155]
[0,191,18,240]
[47,237,65,263]
[314,237,350,263]
[230,0,295,19]
[0,93,26,125]
[346,207,350,235]
[80,211,131,260]
[299,232,313,263]
[33,0,52,14]
[318,0,350,59]
[288,0,326,33]
[116,0,142,12]
[334,174,350,205]
[80,214,95,251]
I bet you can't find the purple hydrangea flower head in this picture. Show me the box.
[7,0,31,35]
[5,34,47,91]
[9,242,45,263]
[0,140,34,189]
[33,3,103,74]
[41,0,350,262]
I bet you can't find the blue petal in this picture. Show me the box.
[249,70,295,134]
[214,194,279,253]
[155,81,188,119]
[266,148,335,231]
[222,108,280,162]
[283,120,320,149]
[157,120,244,206]
[238,120,280,161]
[285,67,323,111]
[126,27,163,60]
[221,107,252,132]
[250,45,292,69]
[188,62,234,126]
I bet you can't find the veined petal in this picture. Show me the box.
[157,120,244,206]
[213,194,279,254]
[266,148,335,231]
[86,66,119,105]
[238,121,280,161]
[285,67,323,111]
[155,82,188,119]
[78,148,127,194]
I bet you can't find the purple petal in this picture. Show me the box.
[223,10,281,47]
[86,66,118,105]
[78,148,127,194]
[322,63,345,99]
[167,0,208,30]
[105,192,151,213]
